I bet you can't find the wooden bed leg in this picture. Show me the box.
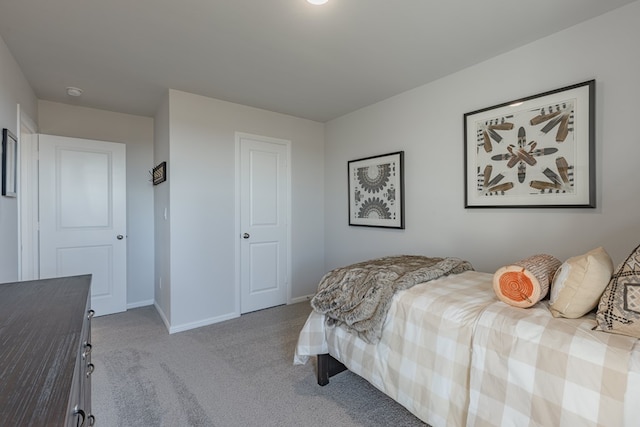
[317,354,330,386]
[316,353,347,386]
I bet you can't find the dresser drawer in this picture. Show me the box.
[66,306,95,427]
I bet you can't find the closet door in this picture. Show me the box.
[238,133,290,314]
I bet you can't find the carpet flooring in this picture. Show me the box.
[92,302,428,426]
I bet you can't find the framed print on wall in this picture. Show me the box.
[348,151,404,229]
[2,128,17,197]
[464,80,595,208]
[152,161,167,185]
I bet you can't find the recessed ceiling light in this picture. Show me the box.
[66,86,83,97]
[307,0,328,5]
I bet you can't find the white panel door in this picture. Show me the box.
[39,134,127,316]
[239,134,290,314]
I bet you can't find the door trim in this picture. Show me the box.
[234,132,292,316]
[17,104,39,281]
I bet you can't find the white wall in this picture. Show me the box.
[325,2,640,273]
[153,93,171,323]
[0,36,37,283]
[161,90,325,331]
[38,101,155,307]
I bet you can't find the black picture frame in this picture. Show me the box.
[152,161,167,185]
[464,80,595,208]
[2,128,17,197]
[348,151,404,229]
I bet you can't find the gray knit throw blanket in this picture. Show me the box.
[311,255,474,343]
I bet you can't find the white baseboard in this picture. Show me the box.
[154,302,171,332]
[289,294,314,304]
[127,299,154,310]
[168,311,239,334]
[152,299,311,334]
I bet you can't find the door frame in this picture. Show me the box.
[17,104,39,281]
[234,132,292,316]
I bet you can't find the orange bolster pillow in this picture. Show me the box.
[493,254,562,308]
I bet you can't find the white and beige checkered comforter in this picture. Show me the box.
[294,270,640,427]
[295,270,497,426]
[468,299,640,427]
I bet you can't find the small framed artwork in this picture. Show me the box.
[152,161,167,185]
[464,80,595,208]
[348,151,404,229]
[2,128,17,197]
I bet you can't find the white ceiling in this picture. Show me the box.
[0,0,635,122]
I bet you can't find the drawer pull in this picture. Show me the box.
[87,309,95,319]
[74,406,86,427]
[87,414,96,426]
[83,342,93,358]
[86,363,95,377]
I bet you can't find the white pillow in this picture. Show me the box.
[549,247,613,318]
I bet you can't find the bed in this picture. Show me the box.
[294,256,640,427]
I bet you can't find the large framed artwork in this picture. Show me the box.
[464,80,595,208]
[348,151,404,229]
[2,128,17,197]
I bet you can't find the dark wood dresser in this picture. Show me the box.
[0,275,94,426]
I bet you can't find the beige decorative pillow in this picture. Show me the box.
[596,243,640,338]
[549,247,613,318]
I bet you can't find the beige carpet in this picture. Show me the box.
[91,302,427,426]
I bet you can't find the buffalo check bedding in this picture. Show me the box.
[295,271,498,426]
[294,270,640,427]
[468,299,640,427]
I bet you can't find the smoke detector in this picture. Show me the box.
[66,87,83,97]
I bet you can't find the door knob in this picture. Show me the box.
[117,235,124,240]
[243,233,250,239]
